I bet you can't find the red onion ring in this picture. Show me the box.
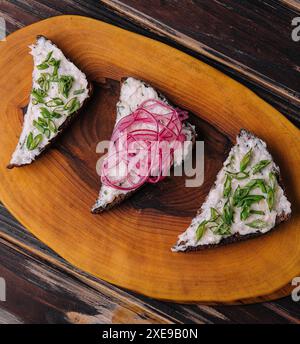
[101,99,188,190]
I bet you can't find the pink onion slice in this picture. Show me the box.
[101,99,188,191]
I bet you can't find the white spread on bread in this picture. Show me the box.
[9,36,89,167]
[173,130,291,252]
[92,77,194,211]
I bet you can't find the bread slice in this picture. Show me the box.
[172,129,291,252]
[7,36,92,168]
[92,77,195,213]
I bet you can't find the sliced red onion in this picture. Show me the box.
[101,99,188,190]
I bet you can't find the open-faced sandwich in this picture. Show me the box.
[173,129,291,252]
[92,77,195,213]
[8,36,92,168]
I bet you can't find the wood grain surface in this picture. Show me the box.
[0,0,299,323]
[1,203,299,324]
[0,14,299,303]
[102,0,300,126]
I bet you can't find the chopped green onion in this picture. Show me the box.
[226,171,249,180]
[37,62,49,70]
[250,210,265,215]
[46,98,64,107]
[246,219,268,229]
[32,88,47,104]
[214,222,231,236]
[240,204,250,221]
[240,149,252,172]
[26,133,43,150]
[47,119,57,133]
[73,88,85,95]
[36,51,53,70]
[269,172,277,189]
[236,194,265,208]
[33,120,45,134]
[222,200,234,226]
[252,160,271,174]
[49,58,61,77]
[51,111,62,119]
[196,221,207,241]
[44,51,53,63]
[266,185,275,211]
[44,129,51,139]
[58,75,74,98]
[26,132,33,150]
[223,175,232,198]
[53,106,65,113]
[40,107,52,118]
[210,208,219,222]
[64,97,80,114]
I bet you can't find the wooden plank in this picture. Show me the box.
[0,236,176,324]
[101,0,300,126]
[0,308,23,324]
[101,0,300,102]
[282,0,300,12]
[0,203,216,324]
[1,204,300,324]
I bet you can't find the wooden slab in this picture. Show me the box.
[0,15,299,303]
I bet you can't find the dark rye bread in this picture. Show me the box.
[7,36,93,169]
[91,78,196,213]
[179,214,291,252]
[91,190,135,214]
[173,129,291,252]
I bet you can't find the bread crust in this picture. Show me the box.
[7,36,93,169]
[91,190,135,214]
[174,129,292,252]
[177,190,291,252]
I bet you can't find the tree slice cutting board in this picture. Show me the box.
[0,15,299,303]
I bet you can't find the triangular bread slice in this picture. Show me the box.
[8,36,92,168]
[173,129,291,252]
[92,77,195,213]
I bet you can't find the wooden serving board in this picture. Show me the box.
[0,15,299,303]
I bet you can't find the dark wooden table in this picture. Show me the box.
[0,0,299,324]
